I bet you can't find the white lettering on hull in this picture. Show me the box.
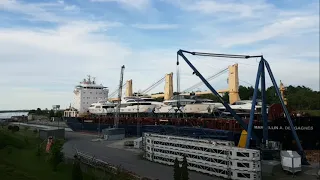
[254,126,313,131]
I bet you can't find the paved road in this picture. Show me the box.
[63,132,319,180]
[63,132,217,180]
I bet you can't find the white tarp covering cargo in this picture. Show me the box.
[280,150,301,174]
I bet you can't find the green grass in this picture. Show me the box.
[0,127,113,180]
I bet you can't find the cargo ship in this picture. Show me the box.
[63,76,320,150]
[64,104,319,149]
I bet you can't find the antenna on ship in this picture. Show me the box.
[88,75,91,83]
[93,77,96,84]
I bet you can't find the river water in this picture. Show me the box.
[0,112,28,119]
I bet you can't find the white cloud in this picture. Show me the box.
[0,0,83,23]
[132,23,179,30]
[0,0,61,22]
[183,0,270,17]
[165,0,272,18]
[90,0,150,10]
[0,0,318,110]
[64,5,79,12]
[0,22,318,109]
[217,15,319,47]
[0,88,71,110]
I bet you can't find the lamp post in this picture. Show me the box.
[98,117,101,138]
[137,100,140,137]
[52,105,60,129]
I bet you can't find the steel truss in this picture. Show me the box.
[143,133,261,180]
[144,133,235,146]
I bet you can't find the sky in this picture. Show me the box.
[0,0,319,110]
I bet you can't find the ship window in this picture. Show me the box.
[96,106,101,108]
[90,92,92,94]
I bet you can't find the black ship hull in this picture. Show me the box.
[64,114,320,150]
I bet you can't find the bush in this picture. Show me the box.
[35,145,43,157]
[24,126,30,131]
[33,129,38,134]
[181,156,189,180]
[48,139,64,171]
[8,125,12,130]
[11,126,20,133]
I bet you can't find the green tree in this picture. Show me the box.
[180,156,189,180]
[49,109,55,118]
[28,109,36,115]
[36,108,42,115]
[173,158,181,180]
[55,111,64,118]
[72,161,83,180]
[48,139,64,171]
[222,92,229,103]
[198,94,220,102]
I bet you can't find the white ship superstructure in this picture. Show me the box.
[73,75,109,114]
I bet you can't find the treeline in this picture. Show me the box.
[28,108,63,118]
[199,85,319,110]
[153,85,319,111]
[0,110,30,113]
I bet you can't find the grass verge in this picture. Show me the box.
[0,127,114,180]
